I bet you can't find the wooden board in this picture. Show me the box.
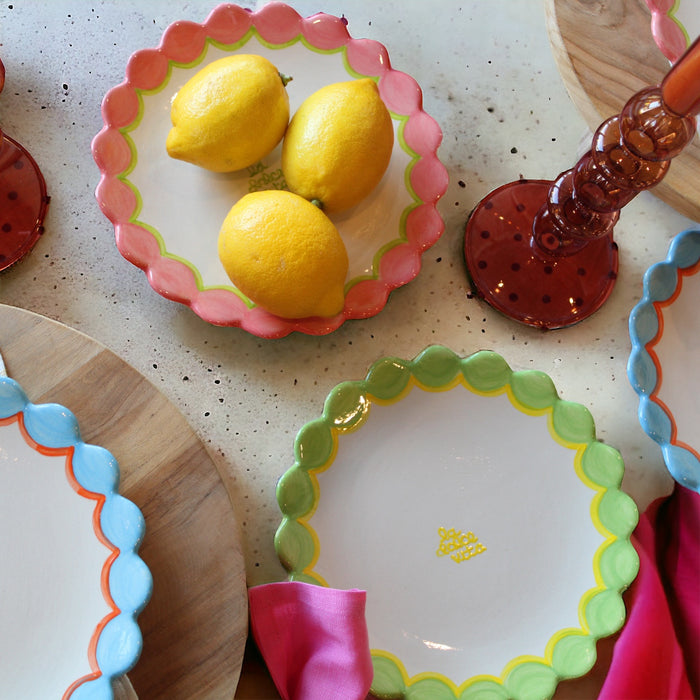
[545,0,700,222]
[0,304,247,699]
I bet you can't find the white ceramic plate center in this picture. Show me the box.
[0,417,111,697]
[309,386,599,680]
[277,346,639,698]
[653,269,700,453]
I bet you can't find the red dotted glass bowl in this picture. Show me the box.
[0,58,49,272]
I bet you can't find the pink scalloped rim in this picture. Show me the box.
[645,0,691,63]
[92,2,448,339]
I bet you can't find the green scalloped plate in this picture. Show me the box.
[275,345,639,700]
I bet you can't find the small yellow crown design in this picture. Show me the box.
[436,526,486,563]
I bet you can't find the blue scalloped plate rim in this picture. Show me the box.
[0,376,152,698]
[627,226,700,493]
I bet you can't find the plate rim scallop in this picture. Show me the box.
[627,226,700,493]
[645,0,693,63]
[0,376,152,698]
[91,1,448,339]
[274,344,640,700]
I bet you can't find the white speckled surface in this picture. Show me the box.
[1,0,695,594]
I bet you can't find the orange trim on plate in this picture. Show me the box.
[644,258,700,456]
[1,411,123,697]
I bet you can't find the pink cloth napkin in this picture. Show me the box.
[600,483,700,700]
[248,581,373,700]
[249,486,699,699]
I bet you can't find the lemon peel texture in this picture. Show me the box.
[167,54,290,172]
[218,190,349,319]
[281,78,394,213]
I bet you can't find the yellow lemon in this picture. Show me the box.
[218,190,349,319]
[166,54,290,172]
[281,78,394,213]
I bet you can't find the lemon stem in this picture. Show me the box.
[279,72,293,87]
[310,199,324,210]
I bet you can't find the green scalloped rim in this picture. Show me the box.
[274,345,640,700]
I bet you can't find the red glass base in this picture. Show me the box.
[0,133,49,272]
[464,180,619,329]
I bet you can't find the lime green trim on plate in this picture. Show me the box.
[274,345,639,700]
[667,0,691,44]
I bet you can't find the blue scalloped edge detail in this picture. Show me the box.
[627,227,700,493]
[0,376,152,698]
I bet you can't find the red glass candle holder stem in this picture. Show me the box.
[532,36,700,257]
[662,35,700,115]
[464,37,700,330]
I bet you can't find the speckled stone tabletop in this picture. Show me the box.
[1,0,695,669]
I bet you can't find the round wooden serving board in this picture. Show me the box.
[545,0,700,222]
[0,304,247,699]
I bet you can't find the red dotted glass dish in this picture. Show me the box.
[0,58,50,272]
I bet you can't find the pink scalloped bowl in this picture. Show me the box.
[92,2,448,338]
[646,0,698,63]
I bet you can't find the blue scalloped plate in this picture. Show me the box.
[0,376,152,698]
[628,227,700,493]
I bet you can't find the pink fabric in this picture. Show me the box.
[248,581,373,700]
[249,487,700,699]
[600,484,700,700]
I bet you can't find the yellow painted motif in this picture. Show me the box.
[436,527,486,563]
[247,161,287,193]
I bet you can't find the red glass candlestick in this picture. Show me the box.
[0,58,50,272]
[464,36,700,329]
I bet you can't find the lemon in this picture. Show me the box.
[218,190,349,319]
[166,54,290,172]
[281,78,394,213]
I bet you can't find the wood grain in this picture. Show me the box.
[0,304,247,699]
[545,0,700,222]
